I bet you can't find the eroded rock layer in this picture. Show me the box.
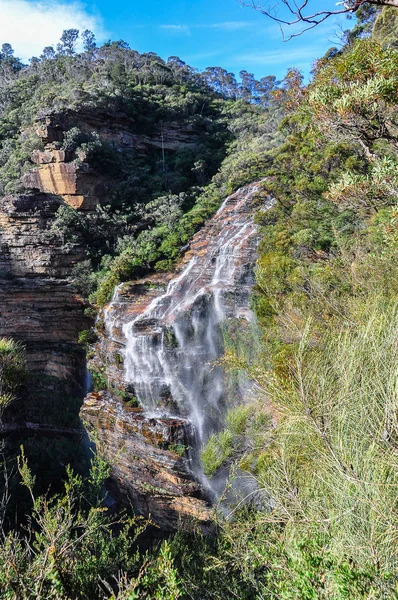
[0,192,90,416]
[83,391,211,531]
[23,110,200,211]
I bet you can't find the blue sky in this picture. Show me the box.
[0,0,352,80]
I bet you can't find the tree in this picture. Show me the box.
[202,66,238,98]
[1,43,13,59]
[239,70,256,100]
[167,56,194,83]
[255,75,278,107]
[373,6,398,46]
[81,29,96,53]
[57,28,79,56]
[0,43,23,72]
[308,39,398,160]
[41,46,56,61]
[346,3,381,42]
[241,0,398,40]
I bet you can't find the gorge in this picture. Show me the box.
[0,82,269,522]
[0,53,272,526]
[0,170,266,528]
[2,16,397,596]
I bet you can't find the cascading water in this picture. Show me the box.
[103,182,272,480]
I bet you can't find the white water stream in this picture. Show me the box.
[105,183,270,448]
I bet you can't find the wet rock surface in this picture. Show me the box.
[82,391,211,531]
[82,182,271,529]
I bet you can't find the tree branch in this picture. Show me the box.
[241,0,398,40]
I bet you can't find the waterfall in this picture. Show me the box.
[104,182,271,451]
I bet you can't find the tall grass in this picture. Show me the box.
[255,300,398,575]
[0,337,26,414]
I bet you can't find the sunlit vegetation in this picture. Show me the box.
[0,32,284,305]
[197,27,398,599]
[2,7,398,598]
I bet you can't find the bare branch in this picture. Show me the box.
[240,0,398,40]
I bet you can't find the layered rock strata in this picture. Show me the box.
[83,391,211,531]
[23,116,101,210]
[23,110,202,211]
[0,192,90,415]
[35,111,199,154]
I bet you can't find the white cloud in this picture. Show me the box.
[0,0,107,61]
[160,24,191,35]
[209,22,250,31]
[236,46,320,66]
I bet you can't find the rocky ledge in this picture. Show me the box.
[82,391,211,531]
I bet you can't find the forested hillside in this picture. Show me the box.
[1,5,398,599]
[0,34,282,306]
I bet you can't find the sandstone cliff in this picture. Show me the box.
[23,110,199,210]
[0,107,206,424]
[0,192,90,421]
[0,103,263,529]
[83,391,211,531]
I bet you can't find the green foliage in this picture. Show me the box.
[89,366,108,392]
[373,6,398,47]
[0,449,151,600]
[5,23,398,600]
[0,337,26,414]
[326,156,398,210]
[308,39,398,156]
[167,444,187,457]
[169,513,386,599]
[193,36,398,598]
[201,430,234,476]
[111,540,182,600]
[115,389,139,408]
[78,329,98,346]
[196,303,398,598]
[0,31,284,306]
[90,100,280,305]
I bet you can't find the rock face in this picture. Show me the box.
[83,392,211,531]
[81,182,271,530]
[22,110,202,212]
[0,192,90,412]
[0,107,219,426]
[23,160,99,211]
[34,111,199,154]
[23,116,102,211]
[0,97,266,526]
